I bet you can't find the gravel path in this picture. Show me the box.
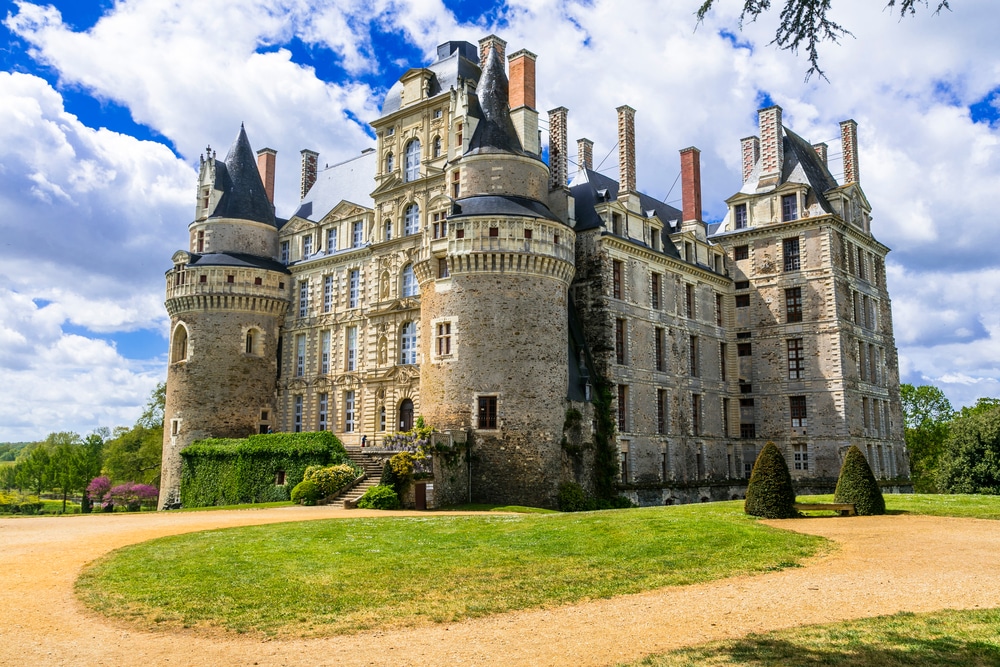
[1,507,998,667]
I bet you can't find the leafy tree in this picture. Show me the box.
[937,403,1000,494]
[14,443,51,495]
[101,384,165,486]
[137,382,166,429]
[900,383,953,492]
[696,0,952,79]
[834,445,885,515]
[744,442,798,518]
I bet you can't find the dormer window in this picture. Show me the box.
[386,127,395,137]
[781,194,798,222]
[302,234,312,258]
[734,203,747,229]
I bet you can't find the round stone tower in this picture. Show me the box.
[416,46,575,507]
[159,127,290,508]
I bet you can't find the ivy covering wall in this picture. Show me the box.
[180,432,348,507]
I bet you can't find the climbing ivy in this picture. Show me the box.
[591,378,619,501]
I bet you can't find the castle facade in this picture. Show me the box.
[159,36,908,509]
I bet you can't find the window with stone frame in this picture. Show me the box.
[318,393,328,431]
[617,385,629,432]
[352,220,364,248]
[323,275,335,312]
[401,264,418,297]
[785,286,803,322]
[404,139,421,182]
[783,237,801,271]
[298,280,309,318]
[790,395,807,428]
[385,152,394,174]
[437,257,449,279]
[478,396,498,430]
[655,327,665,372]
[346,326,357,371]
[615,318,627,365]
[686,284,695,319]
[384,219,392,241]
[320,330,331,374]
[793,443,809,470]
[349,269,360,308]
[651,272,662,309]
[280,240,290,264]
[171,324,189,363]
[436,321,452,356]
[691,393,702,435]
[690,335,700,376]
[432,135,442,158]
[404,203,420,236]
[295,334,306,377]
[737,342,752,357]
[344,390,356,432]
[781,194,798,221]
[734,202,748,229]
[302,234,313,258]
[735,293,750,308]
[657,388,668,434]
[612,260,623,299]
[294,395,303,433]
[787,338,805,379]
[716,293,724,326]
[733,245,749,261]
[326,228,337,252]
[399,321,417,365]
[432,211,448,238]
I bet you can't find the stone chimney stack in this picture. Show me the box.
[616,105,636,198]
[757,105,783,188]
[741,135,760,183]
[300,149,318,200]
[680,147,702,224]
[478,34,507,69]
[547,106,568,190]
[508,49,540,155]
[577,138,593,172]
[256,148,276,205]
[813,142,829,167]
[840,119,859,184]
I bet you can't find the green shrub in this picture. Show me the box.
[381,459,399,494]
[744,442,798,519]
[595,495,636,510]
[290,479,322,506]
[834,445,886,515]
[356,484,400,510]
[304,463,360,498]
[558,481,593,512]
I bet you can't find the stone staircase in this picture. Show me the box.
[336,447,385,508]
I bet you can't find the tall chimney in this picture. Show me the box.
[478,34,507,69]
[547,106,568,190]
[740,135,760,183]
[680,147,702,224]
[508,50,540,154]
[256,148,276,205]
[757,105,783,188]
[813,142,828,166]
[617,105,636,197]
[300,149,318,200]
[577,138,594,172]
[840,119,859,184]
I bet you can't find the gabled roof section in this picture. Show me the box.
[210,125,276,227]
[381,41,481,116]
[568,168,683,259]
[466,47,524,156]
[740,126,840,214]
[289,150,376,224]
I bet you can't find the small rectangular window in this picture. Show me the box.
[733,245,749,261]
[617,385,629,432]
[478,396,498,429]
[734,203,747,229]
[686,284,695,319]
[612,260,623,300]
[438,257,450,278]
[785,287,803,322]
[735,294,750,308]
[783,237,801,271]
[720,342,727,381]
[196,230,205,253]
[691,394,702,435]
[737,342,752,357]
[790,395,807,428]
[781,194,798,221]
[787,338,805,379]
[456,228,465,239]
[793,443,809,470]
[489,226,499,237]
[436,322,452,356]
[740,423,756,439]
[345,390,355,432]
[524,228,532,239]
[657,389,668,434]
[716,293,723,326]
[615,319,627,365]
[651,272,661,309]
[735,280,750,290]
[689,335,699,377]
[654,327,665,372]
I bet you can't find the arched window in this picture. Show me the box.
[245,329,255,354]
[401,264,418,297]
[379,405,387,431]
[399,398,414,432]
[171,324,189,363]
[400,321,417,365]
[385,152,394,174]
[432,136,442,158]
[404,139,421,182]
[404,203,420,236]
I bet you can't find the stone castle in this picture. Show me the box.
[159,35,909,509]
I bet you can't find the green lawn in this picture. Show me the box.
[799,492,1000,520]
[622,609,1000,666]
[75,501,823,637]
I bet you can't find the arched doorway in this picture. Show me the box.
[398,398,414,432]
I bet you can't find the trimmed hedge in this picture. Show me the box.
[834,445,886,515]
[180,431,348,507]
[745,442,798,519]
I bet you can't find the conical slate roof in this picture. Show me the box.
[466,47,524,155]
[210,125,276,226]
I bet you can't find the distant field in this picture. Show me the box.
[76,501,824,637]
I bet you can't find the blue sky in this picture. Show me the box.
[1,0,998,441]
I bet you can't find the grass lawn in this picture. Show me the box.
[798,492,1000,520]
[621,608,1000,666]
[75,501,824,637]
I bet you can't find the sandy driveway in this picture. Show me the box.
[1,507,998,667]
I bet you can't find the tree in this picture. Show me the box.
[937,402,1000,494]
[14,443,51,495]
[900,383,953,492]
[834,445,885,515]
[101,384,164,486]
[744,442,798,518]
[696,0,952,79]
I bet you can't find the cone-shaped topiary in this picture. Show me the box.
[834,445,885,515]
[744,442,798,518]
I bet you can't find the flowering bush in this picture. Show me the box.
[380,415,435,452]
[108,482,159,511]
[304,463,360,498]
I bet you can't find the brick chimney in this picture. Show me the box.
[509,49,539,154]
[577,138,593,172]
[740,135,760,183]
[840,119,859,184]
[547,107,568,190]
[617,105,636,198]
[300,149,318,199]
[680,147,702,224]
[813,142,828,167]
[256,148,276,205]
[478,34,507,69]
[757,105,783,188]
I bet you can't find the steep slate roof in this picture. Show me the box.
[210,125,276,226]
[289,150,377,224]
[449,195,561,222]
[465,47,524,156]
[381,41,480,116]
[568,168,683,259]
[187,252,290,274]
[739,126,839,214]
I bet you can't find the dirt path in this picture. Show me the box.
[1,508,998,667]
